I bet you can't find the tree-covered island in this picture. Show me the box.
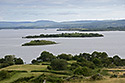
[22,40,57,46]
[23,33,104,38]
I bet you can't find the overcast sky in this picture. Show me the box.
[0,0,125,22]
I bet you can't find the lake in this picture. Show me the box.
[0,29,125,63]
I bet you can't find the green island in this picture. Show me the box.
[0,51,125,83]
[22,40,57,46]
[23,33,104,38]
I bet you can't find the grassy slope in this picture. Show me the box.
[0,65,47,72]
[0,64,69,83]
[0,65,46,83]
[0,72,43,83]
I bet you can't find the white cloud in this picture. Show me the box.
[0,0,125,21]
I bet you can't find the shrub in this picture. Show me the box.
[47,65,52,70]
[90,73,103,80]
[7,70,27,73]
[14,58,24,64]
[93,58,102,67]
[0,70,10,81]
[50,59,68,70]
[46,75,63,83]
[31,59,39,64]
[42,62,50,65]
[0,70,15,81]
[31,74,45,83]
[119,73,125,78]
[12,76,34,83]
[0,63,10,68]
[100,70,110,76]
[74,66,92,76]
[110,74,118,78]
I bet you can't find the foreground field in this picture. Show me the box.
[0,65,125,83]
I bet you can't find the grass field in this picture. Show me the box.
[0,64,47,72]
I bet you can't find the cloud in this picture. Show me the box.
[0,16,4,20]
[0,0,125,21]
[48,12,78,15]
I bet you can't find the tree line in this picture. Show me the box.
[31,51,125,76]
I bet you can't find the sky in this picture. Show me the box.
[0,0,125,22]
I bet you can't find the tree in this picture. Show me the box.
[101,52,108,59]
[77,58,87,62]
[113,55,122,66]
[4,55,15,64]
[91,51,99,58]
[0,55,24,68]
[4,55,15,65]
[74,66,92,76]
[70,62,80,70]
[50,59,68,70]
[113,55,121,60]
[14,58,24,64]
[57,53,72,60]
[79,53,91,61]
[91,51,108,60]
[93,58,102,67]
[37,51,56,62]
[31,59,38,64]
[121,59,125,66]
[0,58,4,63]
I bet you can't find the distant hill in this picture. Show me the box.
[0,19,125,29]
[58,20,125,29]
[0,20,59,29]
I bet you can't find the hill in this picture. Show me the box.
[0,20,58,29]
[0,19,125,29]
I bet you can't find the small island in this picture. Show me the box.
[23,33,104,38]
[22,40,57,46]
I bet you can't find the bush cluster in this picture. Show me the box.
[0,55,24,68]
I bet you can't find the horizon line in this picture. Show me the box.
[0,18,125,22]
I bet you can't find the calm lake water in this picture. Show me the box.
[0,29,125,63]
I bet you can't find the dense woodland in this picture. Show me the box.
[32,51,125,70]
[23,33,104,38]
